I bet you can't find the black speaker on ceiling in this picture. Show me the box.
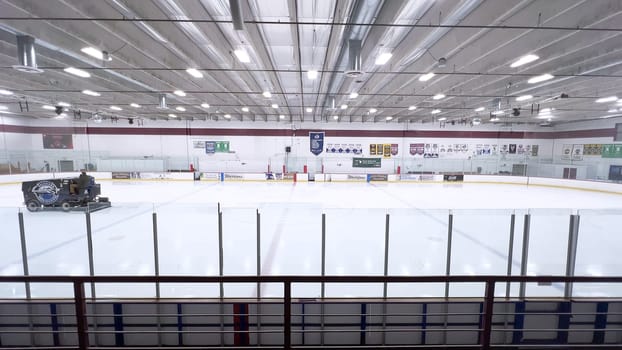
[285,146,291,153]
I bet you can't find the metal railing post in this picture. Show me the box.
[519,213,531,299]
[256,209,262,346]
[74,281,89,350]
[506,213,516,298]
[18,211,35,346]
[445,211,453,298]
[85,210,98,346]
[152,212,160,298]
[284,280,291,350]
[481,279,495,350]
[320,213,326,346]
[382,213,390,346]
[217,206,224,346]
[564,214,580,298]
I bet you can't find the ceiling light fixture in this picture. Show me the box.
[595,96,618,103]
[386,116,393,120]
[419,72,435,82]
[186,68,203,78]
[408,106,417,111]
[271,103,278,108]
[57,102,71,107]
[492,110,505,115]
[431,109,441,114]
[608,108,619,113]
[528,73,554,84]
[475,107,485,112]
[341,104,348,109]
[176,106,186,111]
[0,89,13,95]
[432,93,445,100]
[307,70,318,79]
[81,47,112,61]
[173,90,186,97]
[242,107,249,112]
[64,67,90,78]
[332,115,339,120]
[438,117,447,121]
[369,108,377,113]
[375,52,392,65]
[224,114,231,119]
[42,105,56,110]
[201,103,210,108]
[81,89,100,96]
[306,107,313,112]
[279,114,285,119]
[110,106,122,111]
[263,91,272,98]
[349,92,359,99]
[130,103,141,108]
[510,54,539,68]
[234,49,251,63]
[516,95,533,101]
[490,117,500,122]
[168,114,177,118]
[0,105,7,110]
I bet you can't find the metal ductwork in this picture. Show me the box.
[345,39,363,77]
[13,35,43,73]
[326,95,336,109]
[229,0,245,30]
[157,94,168,109]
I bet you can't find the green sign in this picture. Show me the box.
[602,144,622,158]
[215,141,230,153]
[352,157,381,168]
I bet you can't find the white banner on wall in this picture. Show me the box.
[561,144,573,160]
[572,144,584,161]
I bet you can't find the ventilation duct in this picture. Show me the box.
[157,94,168,109]
[229,0,245,30]
[326,95,336,109]
[345,39,363,78]
[13,35,43,73]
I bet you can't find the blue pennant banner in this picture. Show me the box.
[310,132,324,156]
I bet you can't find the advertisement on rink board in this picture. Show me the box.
[367,174,388,182]
[443,174,464,182]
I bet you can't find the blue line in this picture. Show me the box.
[50,303,59,346]
[359,303,367,345]
[113,303,124,346]
[593,302,608,344]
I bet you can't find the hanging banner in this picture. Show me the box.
[584,144,602,156]
[390,144,399,156]
[602,144,622,158]
[309,132,324,156]
[572,144,584,161]
[561,144,573,160]
[43,134,73,149]
[370,144,377,155]
[383,144,392,158]
[205,141,216,154]
[410,143,424,156]
[531,145,539,157]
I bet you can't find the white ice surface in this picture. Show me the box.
[0,180,621,298]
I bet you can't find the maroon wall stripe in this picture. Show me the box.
[0,124,615,139]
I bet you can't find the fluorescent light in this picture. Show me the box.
[307,70,318,79]
[528,73,554,84]
[110,106,122,111]
[54,113,66,119]
[408,106,417,111]
[438,117,447,121]
[516,95,533,101]
[490,117,500,122]
[608,108,619,113]
[234,49,251,63]
[224,114,231,119]
[0,105,7,110]
[186,68,203,78]
[349,92,359,99]
[375,52,392,65]
[57,102,71,107]
[0,89,13,95]
[617,100,622,106]
[431,109,441,114]
[263,91,272,98]
[242,107,249,112]
[201,103,210,108]
[81,89,100,96]
[168,114,177,118]
[341,104,348,109]
[175,106,186,111]
[537,115,553,119]
[475,107,485,112]
[271,103,278,108]
[539,108,552,113]
[42,105,55,110]
[595,96,618,103]
[332,115,339,120]
[432,93,445,100]
[279,114,285,119]
[306,107,313,112]
[81,47,112,61]
[130,103,141,108]
[369,108,377,113]
[386,116,393,120]
[64,67,90,78]
[173,90,186,97]
[492,110,505,115]
[419,72,435,82]
[510,54,539,68]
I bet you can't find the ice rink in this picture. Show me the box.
[1,180,622,299]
